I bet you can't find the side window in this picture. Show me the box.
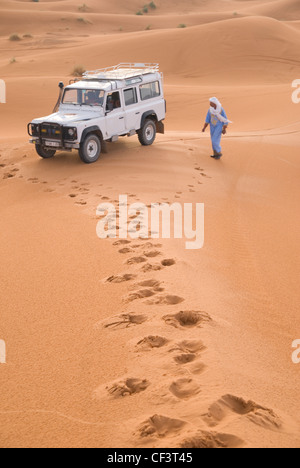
[124,88,138,106]
[140,81,160,101]
[106,91,121,111]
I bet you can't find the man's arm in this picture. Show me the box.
[222,125,228,135]
[202,123,209,132]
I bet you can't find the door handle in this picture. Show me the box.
[135,112,140,115]
[119,117,124,120]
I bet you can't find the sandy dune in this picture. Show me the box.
[0,0,300,448]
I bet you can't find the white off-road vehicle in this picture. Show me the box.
[27,63,166,164]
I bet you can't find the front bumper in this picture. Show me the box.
[29,138,80,150]
[28,122,80,150]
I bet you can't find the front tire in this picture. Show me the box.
[35,145,56,159]
[79,134,101,164]
[138,119,156,146]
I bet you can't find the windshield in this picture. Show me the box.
[62,88,105,107]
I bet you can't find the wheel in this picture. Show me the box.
[79,134,101,164]
[35,145,56,159]
[138,119,157,146]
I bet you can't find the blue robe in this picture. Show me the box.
[205,109,228,153]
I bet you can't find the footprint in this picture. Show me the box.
[105,273,136,283]
[202,394,282,430]
[169,378,200,399]
[119,247,133,254]
[136,336,169,351]
[113,239,131,246]
[163,310,211,328]
[222,395,282,430]
[127,256,147,265]
[101,313,147,330]
[144,250,161,258]
[106,378,150,398]
[190,361,207,375]
[141,263,163,272]
[171,339,206,354]
[3,173,14,179]
[174,353,197,364]
[161,259,176,267]
[137,414,186,438]
[180,431,244,448]
[137,279,162,289]
[147,295,184,306]
[145,242,163,249]
[126,289,156,302]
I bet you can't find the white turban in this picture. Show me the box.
[209,97,232,124]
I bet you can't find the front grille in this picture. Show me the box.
[40,123,62,140]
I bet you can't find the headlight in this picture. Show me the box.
[64,127,77,140]
[29,123,39,136]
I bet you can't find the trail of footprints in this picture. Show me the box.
[62,222,292,442]
[97,237,284,447]
[1,150,283,447]
[0,153,22,180]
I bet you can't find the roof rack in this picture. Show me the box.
[82,63,160,81]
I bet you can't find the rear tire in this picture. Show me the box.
[79,134,101,164]
[138,119,156,146]
[35,145,56,159]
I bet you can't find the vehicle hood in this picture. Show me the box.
[32,110,102,125]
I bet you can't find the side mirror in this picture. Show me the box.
[58,82,64,89]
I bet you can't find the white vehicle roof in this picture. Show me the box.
[66,63,162,92]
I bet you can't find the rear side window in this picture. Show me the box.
[140,81,160,101]
[124,88,138,106]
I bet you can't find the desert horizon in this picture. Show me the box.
[0,0,299,449]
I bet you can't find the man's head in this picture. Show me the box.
[209,97,221,112]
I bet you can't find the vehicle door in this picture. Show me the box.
[122,87,141,132]
[104,91,126,138]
